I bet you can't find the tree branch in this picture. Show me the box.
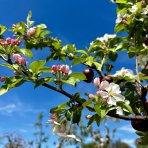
[42,83,148,121]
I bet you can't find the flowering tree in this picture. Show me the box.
[0,0,148,145]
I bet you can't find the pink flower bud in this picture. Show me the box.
[6,37,12,44]
[94,77,100,87]
[89,94,95,100]
[11,39,20,46]
[18,57,26,65]
[0,76,7,82]
[50,114,57,120]
[60,65,70,75]
[103,98,108,104]
[26,27,36,37]
[96,91,101,97]
[13,54,21,62]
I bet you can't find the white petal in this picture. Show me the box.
[100,81,110,91]
[110,83,120,93]
[116,107,123,115]
[125,100,130,105]
[108,96,116,105]
[113,94,125,101]
[53,121,61,125]
[99,91,109,98]
[66,134,81,142]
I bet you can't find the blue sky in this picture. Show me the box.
[0,0,138,147]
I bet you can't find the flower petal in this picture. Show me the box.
[108,96,116,105]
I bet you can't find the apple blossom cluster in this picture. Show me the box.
[113,67,136,79]
[47,114,80,142]
[52,64,71,75]
[0,38,21,46]
[96,34,116,43]
[13,54,26,65]
[89,77,130,115]
[116,2,148,25]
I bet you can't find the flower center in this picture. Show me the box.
[109,91,114,97]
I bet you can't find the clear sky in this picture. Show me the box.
[0,0,138,147]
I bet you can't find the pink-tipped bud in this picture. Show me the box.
[96,91,101,97]
[6,37,12,44]
[89,94,95,100]
[18,57,26,65]
[0,76,7,82]
[26,27,36,37]
[103,98,108,104]
[13,54,21,62]
[94,77,100,87]
[60,65,70,75]
[50,114,57,120]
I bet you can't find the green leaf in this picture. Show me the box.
[94,104,108,121]
[115,24,125,33]
[117,101,133,114]
[50,102,68,113]
[40,67,52,73]
[116,0,127,4]
[62,73,86,86]
[72,57,86,66]
[85,56,95,66]
[30,60,46,74]
[94,104,101,117]
[65,110,72,121]
[20,49,33,58]
[1,63,14,70]
[93,62,101,71]
[82,100,92,108]
[69,72,86,80]
[72,109,82,124]
[0,25,7,35]
[5,76,25,88]
[0,85,9,96]
[87,115,95,127]
[108,51,118,61]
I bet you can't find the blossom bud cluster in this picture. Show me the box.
[47,114,66,133]
[47,114,80,142]
[0,76,7,82]
[52,64,70,75]
[0,38,21,46]
[13,54,26,65]
[89,76,129,115]
[26,27,36,37]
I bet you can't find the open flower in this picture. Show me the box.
[113,67,136,79]
[96,34,116,42]
[99,81,125,105]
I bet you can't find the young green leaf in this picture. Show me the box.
[30,60,46,74]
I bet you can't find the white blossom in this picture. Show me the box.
[99,81,125,106]
[130,5,138,13]
[113,67,136,79]
[138,54,148,69]
[96,34,116,42]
